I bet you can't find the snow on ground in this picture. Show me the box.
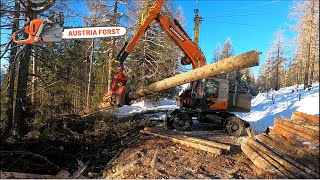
[236,82,319,133]
[116,98,177,116]
[114,83,319,134]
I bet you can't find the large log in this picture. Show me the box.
[143,127,231,151]
[247,138,312,178]
[275,118,319,142]
[140,129,222,155]
[247,140,296,178]
[241,143,285,178]
[269,130,320,159]
[292,111,319,124]
[257,133,319,177]
[274,118,319,144]
[129,50,260,100]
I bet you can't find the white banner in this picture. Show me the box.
[62,27,126,39]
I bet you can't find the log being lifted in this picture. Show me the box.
[129,50,260,100]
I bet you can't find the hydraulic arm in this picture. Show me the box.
[105,0,207,107]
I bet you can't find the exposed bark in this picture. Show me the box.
[257,133,319,177]
[107,0,119,92]
[248,139,296,178]
[5,1,20,136]
[140,129,222,155]
[129,50,260,100]
[247,138,312,178]
[274,118,319,144]
[12,10,35,136]
[303,0,315,89]
[292,111,320,124]
[269,127,319,158]
[86,40,94,110]
[241,142,284,178]
[31,46,37,111]
[144,127,231,151]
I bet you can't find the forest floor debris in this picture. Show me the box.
[1,110,265,179]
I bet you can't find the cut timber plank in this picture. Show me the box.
[274,118,319,144]
[247,138,313,179]
[241,143,285,178]
[143,127,231,151]
[292,111,319,124]
[140,129,222,155]
[257,134,319,178]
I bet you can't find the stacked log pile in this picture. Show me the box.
[140,127,231,155]
[241,111,319,178]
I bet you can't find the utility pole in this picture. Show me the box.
[193,8,203,46]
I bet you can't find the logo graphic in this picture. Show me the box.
[63,27,126,39]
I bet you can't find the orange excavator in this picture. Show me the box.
[106,0,252,136]
[10,0,253,136]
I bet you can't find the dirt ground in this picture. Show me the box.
[103,123,266,179]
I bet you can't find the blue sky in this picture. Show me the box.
[172,0,296,77]
[1,0,296,78]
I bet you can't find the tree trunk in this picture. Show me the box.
[247,138,312,178]
[129,50,260,100]
[5,1,20,136]
[31,47,37,111]
[12,43,33,136]
[309,31,318,85]
[13,9,36,136]
[140,129,222,155]
[291,111,319,125]
[241,142,285,178]
[258,133,320,176]
[107,0,119,92]
[274,118,319,144]
[303,0,315,89]
[86,40,94,110]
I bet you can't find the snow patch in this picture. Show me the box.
[236,82,319,133]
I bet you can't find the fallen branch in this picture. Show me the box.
[1,151,59,170]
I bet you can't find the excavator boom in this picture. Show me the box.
[105,0,208,107]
